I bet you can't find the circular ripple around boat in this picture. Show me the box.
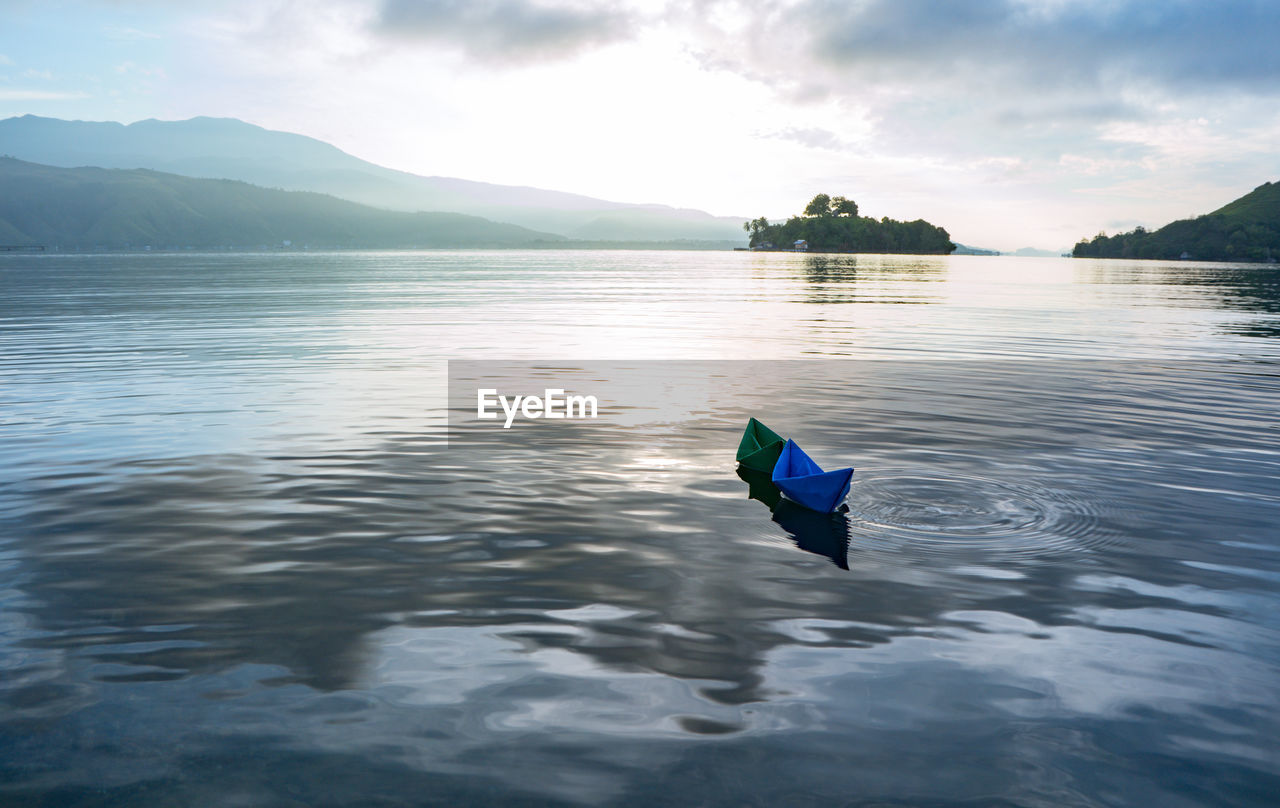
[844,469,1116,559]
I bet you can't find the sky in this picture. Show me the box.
[2,0,1278,250]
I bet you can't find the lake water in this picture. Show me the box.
[1,251,1278,806]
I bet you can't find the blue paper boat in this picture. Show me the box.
[771,439,853,513]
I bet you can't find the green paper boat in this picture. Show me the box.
[736,417,785,473]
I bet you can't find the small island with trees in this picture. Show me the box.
[744,193,955,255]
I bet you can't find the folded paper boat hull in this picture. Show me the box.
[775,468,853,514]
[736,417,785,473]
[771,439,854,513]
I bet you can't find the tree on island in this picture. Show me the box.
[743,216,772,245]
[745,193,953,254]
[803,194,832,217]
[801,193,858,218]
[831,196,858,217]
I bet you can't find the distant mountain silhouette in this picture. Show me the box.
[952,243,1000,256]
[0,114,747,242]
[1073,181,1280,263]
[0,157,562,250]
[1009,247,1066,257]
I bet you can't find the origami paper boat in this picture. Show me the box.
[771,439,854,513]
[735,417,785,474]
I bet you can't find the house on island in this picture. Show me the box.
[793,239,809,251]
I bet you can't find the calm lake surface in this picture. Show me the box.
[1,251,1278,807]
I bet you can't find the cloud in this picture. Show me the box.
[676,0,1280,193]
[0,89,90,101]
[647,0,1280,246]
[691,0,1280,129]
[115,61,167,78]
[761,126,857,152]
[103,25,163,41]
[371,0,637,64]
[797,0,1280,95]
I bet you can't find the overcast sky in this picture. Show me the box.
[2,0,1278,249]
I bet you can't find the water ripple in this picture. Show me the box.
[845,469,1115,559]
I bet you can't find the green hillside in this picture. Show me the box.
[1072,181,1280,263]
[0,158,563,250]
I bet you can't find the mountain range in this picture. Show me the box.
[0,158,563,250]
[0,115,746,243]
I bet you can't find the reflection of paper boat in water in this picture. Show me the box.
[736,465,782,509]
[772,439,854,514]
[772,499,851,570]
[736,458,851,570]
[736,417,785,473]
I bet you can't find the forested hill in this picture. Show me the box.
[744,194,954,254]
[1072,181,1280,263]
[0,158,562,250]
